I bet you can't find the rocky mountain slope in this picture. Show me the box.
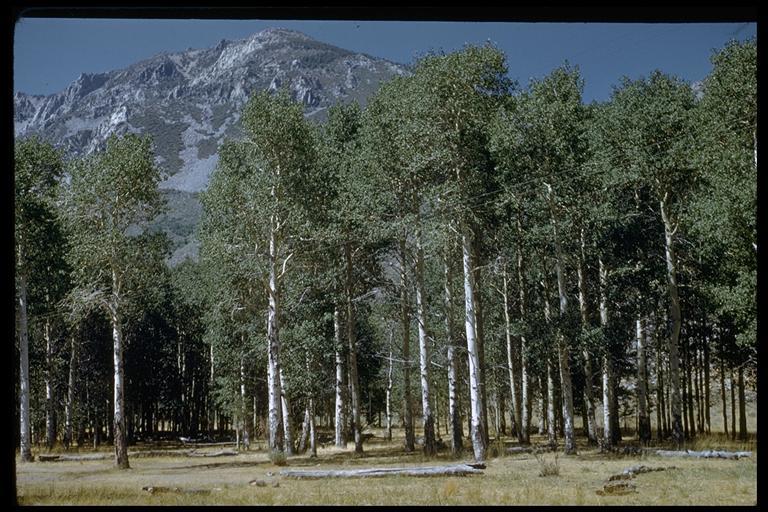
[15,28,408,265]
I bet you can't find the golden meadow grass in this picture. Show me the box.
[16,429,756,506]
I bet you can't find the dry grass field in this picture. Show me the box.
[15,428,757,506]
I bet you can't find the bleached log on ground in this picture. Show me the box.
[37,453,110,462]
[608,465,677,481]
[280,463,485,479]
[507,447,534,454]
[130,449,195,458]
[653,450,752,460]
[142,486,222,495]
[187,449,239,457]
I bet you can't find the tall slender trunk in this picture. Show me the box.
[110,271,129,469]
[694,344,703,433]
[546,184,576,455]
[267,218,284,453]
[240,354,250,450]
[502,264,522,443]
[656,323,666,441]
[720,339,728,437]
[344,243,363,454]
[599,259,614,450]
[547,358,558,448]
[334,308,347,448]
[414,223,435,455]
[538,376,547,435]
[279,369,293,455]
[444,250,463,455]
[685,337,696,439]
[298,408,310,454]
[17,266,33,462]
[703,332,711,434]
[660,195,684,447]
[577,229,597,445]
[515,212,531,444]
[729,365,736,440]
[462,227,485,461]
[400,237,415,452]
[64,335,78,450]
[738,365,747,441]
[308,397,317,458]
[44,319,56,451]
[471,244,489,448]
[386,330,393,442]
[636,318,651,443]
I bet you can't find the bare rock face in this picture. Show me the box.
[15,28,409,265]
[14,27,408,194]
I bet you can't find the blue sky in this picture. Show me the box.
[13,19,756,103]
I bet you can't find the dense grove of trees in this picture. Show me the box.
[15,38,755,467]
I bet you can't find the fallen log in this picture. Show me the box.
[653,450,751,460]
[37,453,110,462]
[130,449,195,458]
[187,449,239,458]
[507,447,534,454]
[142,486,222,495]
[596,481,637,496]
[608,465,677,481]
[280,463,485,479]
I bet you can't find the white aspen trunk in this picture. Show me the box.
[344,244,363,454]
[64,335,78,450]
[444,251,463,455]
[636,318,651,443]
[17,265,33,462]
[267,217,284,454]
[738,365,747,441]
[308,397,317,458]
[538,376,547,435]
[400,237,415,452]
[386,331,393,442]
[502,265,522,443]
[546,184,576,455]
[298,408,310,454]
[333,308,347,448]
[44,319,56,451]
[279,368,293,455]
[240,355,250,451]
[515,212,531,444]
[577,229,597,444]
[660,196,684,447]
[111,269,129,469]
[415,222,435,455]
[599,258,614,449]
[462,227,486,462]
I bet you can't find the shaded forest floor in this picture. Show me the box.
[16,429,756,505]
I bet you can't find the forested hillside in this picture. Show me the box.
[14,38,756,474]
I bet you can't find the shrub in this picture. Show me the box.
[533,449,560,477]
[269,450,288,466]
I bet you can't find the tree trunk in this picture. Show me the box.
[17,267,33,462]
[64,335,78,450]
[636,318,651,444]
[400,237,415,452]
[386,330,393,443]
[720,341,728,437]
[298,408,310,454]
[502,264,523,444]
[471,242,489,448]
[577,229,597,445]
[240,355,250,450]
[694,344,703,433]
[599,259,614,450]
[44,319,56,451]
[414,224,435,455]
[538,376,547,436]
[656,323,666,441]
[279,368,293,455]
[738,365,747,441]
[344,243,364,454]
[110,276,129,469]
[334,308,347,448]
[685,336,696,439]
[703,332,711,434]
[546,184,576,455]
[730,365,736,440]
[309,398,317,458]
[462,227,486,462]
[267,219,284,453]
[515,212,531,444]
[659,196,684,447]
[444,251,463,455]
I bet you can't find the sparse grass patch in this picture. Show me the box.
[533,449,560,477]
